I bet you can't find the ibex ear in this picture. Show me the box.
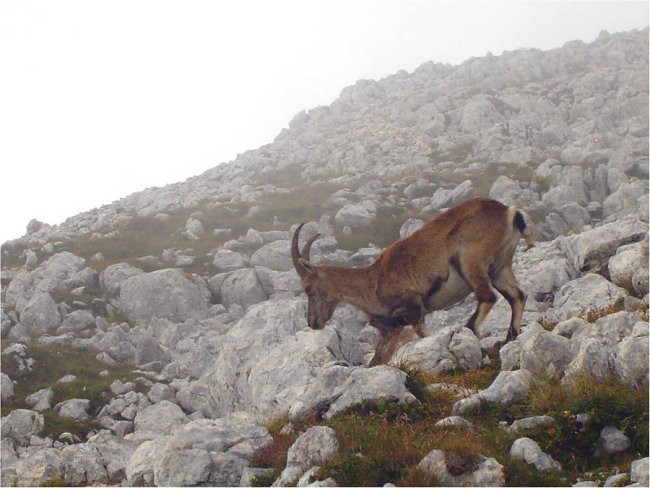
[298,258,319,275]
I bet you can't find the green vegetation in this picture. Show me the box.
[249,364,648,487]
[1,343,137,440]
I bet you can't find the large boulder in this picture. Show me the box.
[560,218,647,272]
[120,268,208,325]
[274,426,339,486]
[390,325,482,375]
[546,273,631,323]
[250,240,294,271]
[510,437,561,472]
[452,370,532,415]
[418,449,505,487]
[335,201,377,229]
[429,180,473,210]
[100,263,143,296]
[19,291,61,335]
[61,443,108,486]
[564,312,646,383]
[6,252,86,311]
[602,180,648,218]
[212,250,249,272]
[207,299,309,418]
[221,268,268,310]
[126,413,271,486]
[324,365,417,419]
[1,373,14,403]
[134,400,188,436]
[15,448,64,487]
[1,409,44,446]
[55,398,90,420]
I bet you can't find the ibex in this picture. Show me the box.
[292,197,533,365]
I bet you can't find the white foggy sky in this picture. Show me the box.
[0,1,647,244]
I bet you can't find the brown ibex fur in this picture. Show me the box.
[292,197,533,365]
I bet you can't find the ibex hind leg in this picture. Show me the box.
[461,265,498,335]
[492,266,526,342]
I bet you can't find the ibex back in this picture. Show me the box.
[292,197,533,365]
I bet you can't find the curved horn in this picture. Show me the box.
[292,223,307,278]
[301,232,321,260]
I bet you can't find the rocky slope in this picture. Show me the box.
[1,28,649,487]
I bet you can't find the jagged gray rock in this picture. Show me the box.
[510,437,561,472]
[390,325,482,374]
[418,449,505,486]
[120,268,208,325]
[275,426,339,486]
[1,409,44,446]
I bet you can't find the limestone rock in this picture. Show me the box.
[418,449,505,486]
[1,409,44,446]
[100,263,143,296]
[120,268,208,325]
[510,437,561,472]
[275,426,339,486]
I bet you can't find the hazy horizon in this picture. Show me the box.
[1,0,648,244]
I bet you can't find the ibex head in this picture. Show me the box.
[292,223,339,330]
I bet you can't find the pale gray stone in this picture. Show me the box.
[125,435,170,486]
[435,416,474,430]
[418,449,505,486]
[1,409,44,446]
[399,218,425,239]
[25,388,53,412]
[391,326,482,375]
[453,370,532,415]
[148,382,176,404]
[630,457,649,486]
[120,268,208,325]
[153,448,212,486]
[134,400,188,435]
[334,201,377,229]
[603,472,628,486]
[55,398,90,420]
[508,416,555,434]
[519,328,574,378]
[207,451,249,486]
[510,437,561,472]
[561,218,647,272]
[15,447,64,487]
[547,273,630,322]
[325,365,417,418]
[212,250,249,272]
[250,240,294,271]
[1,373,14,403]
[61,443,108,486]
[598,425,631,455]
[87,430,137,483]
[221,268,268,310]
[19,291,61,335]
[276,426,339,486]
[176,381,211,417]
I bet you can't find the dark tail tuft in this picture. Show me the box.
[513,210,527,234]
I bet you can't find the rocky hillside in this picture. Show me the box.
[1,28,649,487]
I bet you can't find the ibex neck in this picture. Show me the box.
[320,263,385,315]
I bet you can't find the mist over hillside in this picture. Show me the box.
[1,28,648,488]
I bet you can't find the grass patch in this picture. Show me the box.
[1,343,137,439]
[248,366,647,487]
[422,357,502,392]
